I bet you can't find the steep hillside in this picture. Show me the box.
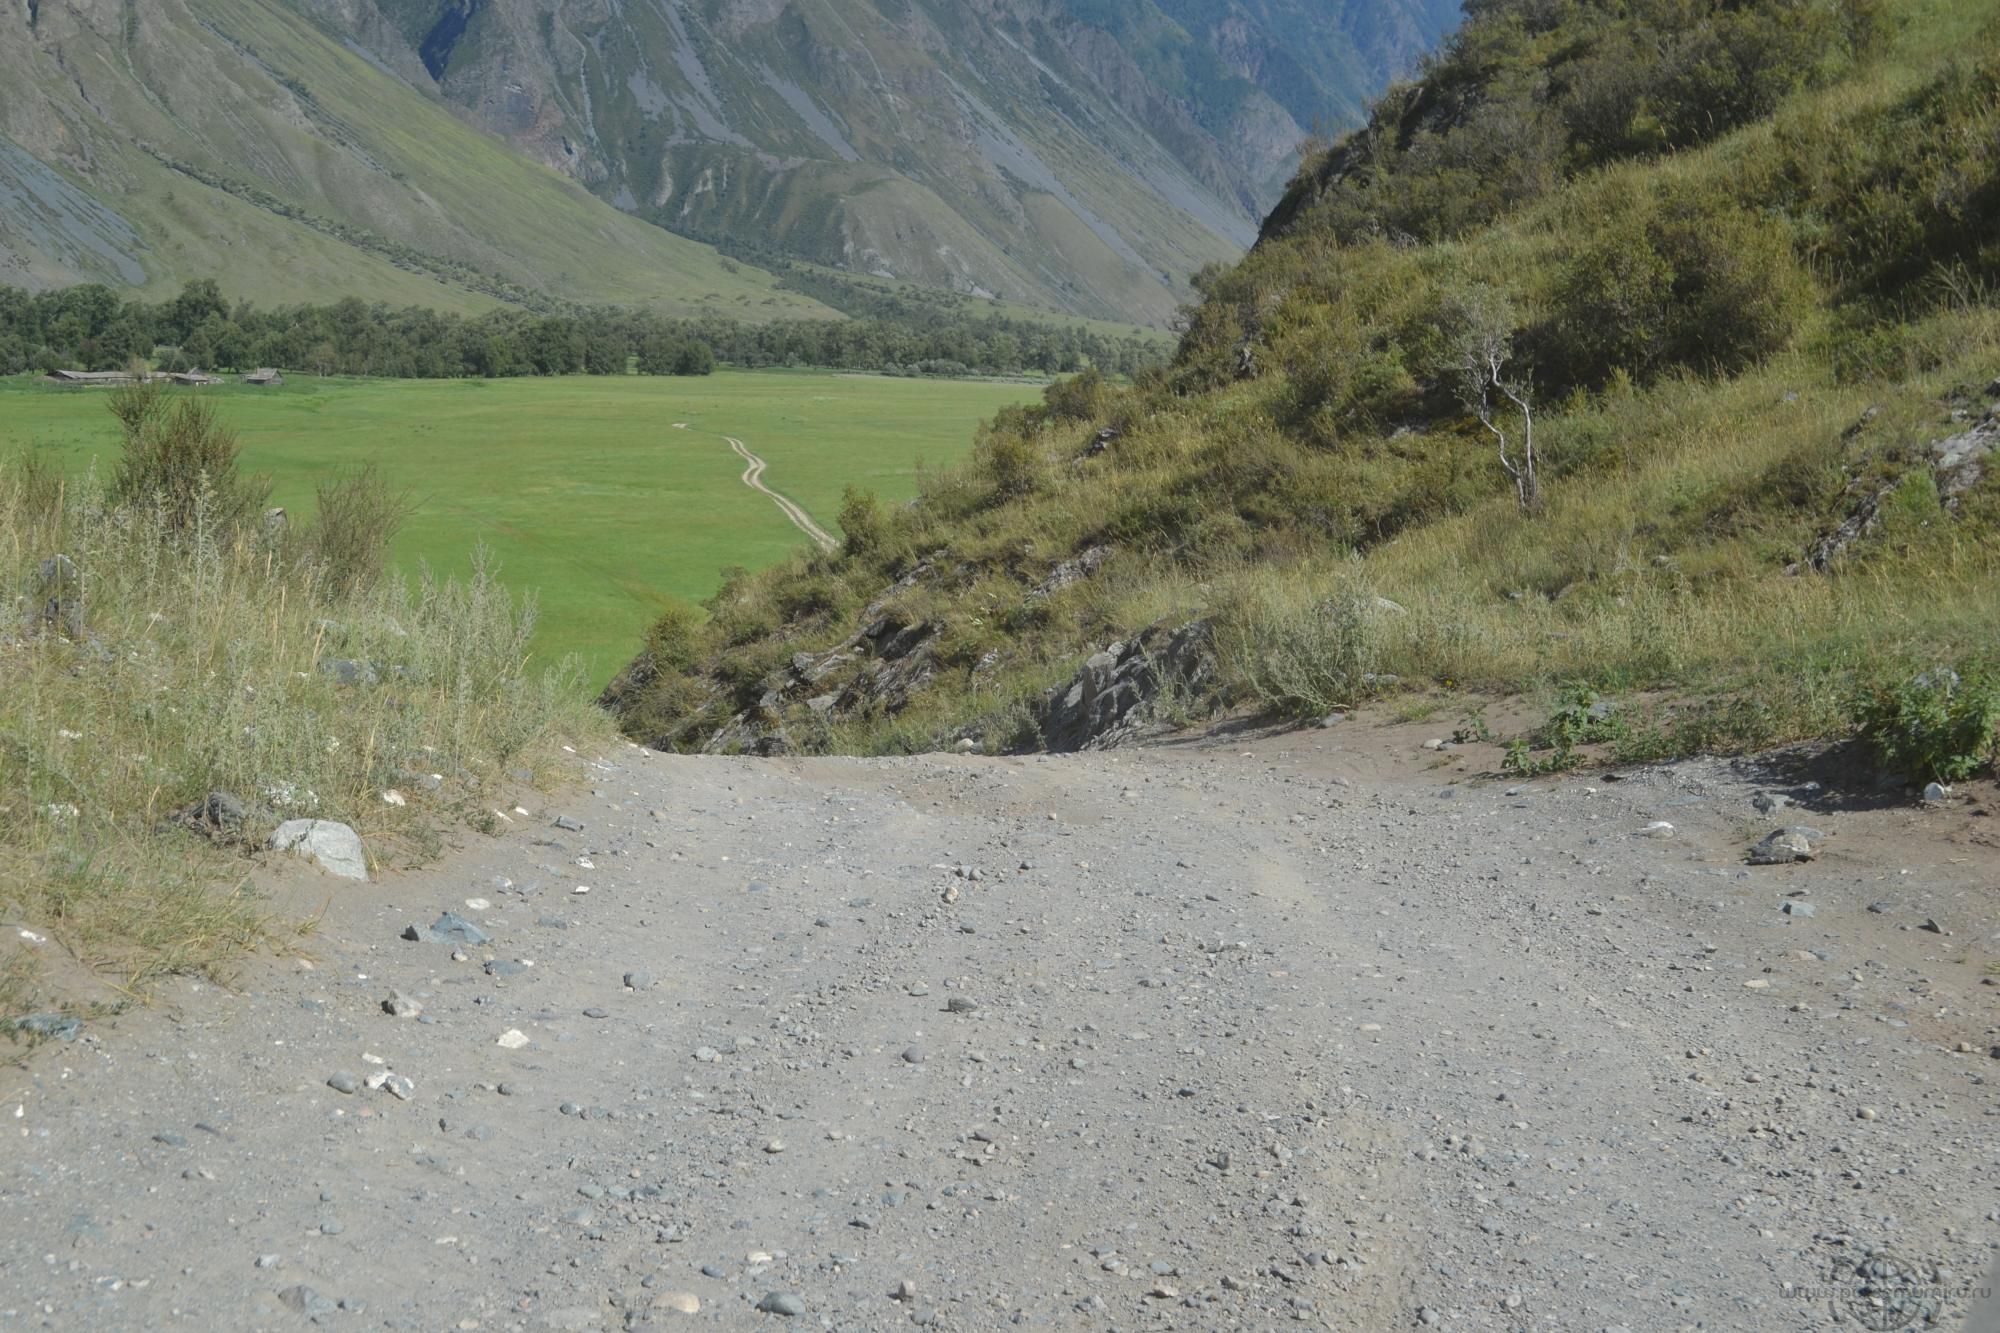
[299,0,1458,324]
[0,0,832,317]
[604,0,2000,773]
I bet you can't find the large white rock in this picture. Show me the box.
[269,820,369,881]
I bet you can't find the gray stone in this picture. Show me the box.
[945,997,978,1014]
[327,1072,360,1094]
[1749,829,1818,865]
[383,991,423,1018]
[623,970,653,990]
[902,1046,927,1063]
[553,814,585,832]
[1781,901,1817,918]
[10,1013,82,1042]
[278,1285,336,1318]
[317,657,379,687]
[485,959,528,977]
[35,554,84,637]
[429,912,491,946]
[269,820,368,881]
[755,1292,806,1317]
[174,790,255,841]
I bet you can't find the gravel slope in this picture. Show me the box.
[2,727,1995,1331]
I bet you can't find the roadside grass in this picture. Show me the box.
[0,371,1038,689]
[0,408,611,1029]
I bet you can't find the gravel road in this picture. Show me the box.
[3,725,1995,1331]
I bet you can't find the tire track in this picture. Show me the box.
[726,434,839,553]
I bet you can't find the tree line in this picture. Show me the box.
[0,281,1166,382]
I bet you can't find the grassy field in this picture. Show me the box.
[0,372,1038,688]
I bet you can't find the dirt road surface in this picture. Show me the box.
[727,437,838,554]
[2,725,1995,1330]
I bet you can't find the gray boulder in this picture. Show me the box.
[269,820,369,881]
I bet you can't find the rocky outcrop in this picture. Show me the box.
[700,563,945,756]
[1797,395,1999,572]
[1036,621,1216,752]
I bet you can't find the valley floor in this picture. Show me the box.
[1,726,1995,1330]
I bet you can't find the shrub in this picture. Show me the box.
[106,381,270,536]
[1857,666,2000,783]
[978,425,1045,499]
[1542,209,1673,387]
[1650,192,1812,375]
[1503,685,1626,774]
[1042,367,1110,422]
[305,463,414,600]
[838,486,887,558]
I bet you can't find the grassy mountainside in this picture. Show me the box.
[0,0,831,318]
[604,0,2000,773]
[306,0,1460,325]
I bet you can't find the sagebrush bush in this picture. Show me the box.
[305,462,414,600]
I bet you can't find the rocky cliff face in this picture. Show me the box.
[310,0,1458,323]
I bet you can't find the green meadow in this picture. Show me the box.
[0,372,1037,687]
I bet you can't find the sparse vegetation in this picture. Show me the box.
[0,392,608,1028]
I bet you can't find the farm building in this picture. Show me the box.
[242,368,284,387]
[42,369,142,387]
[168,371,224,387]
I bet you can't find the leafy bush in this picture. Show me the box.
[1538,189,1810,389]
[1858,666,2000,782]
[978,424,1046,499]
[1503,685,1625,773]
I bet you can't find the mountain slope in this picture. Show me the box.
[603,0,2000,766]
[300,0,1458,324]
[0,0,834,317]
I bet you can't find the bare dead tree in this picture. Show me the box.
[1445,285,1539,512]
